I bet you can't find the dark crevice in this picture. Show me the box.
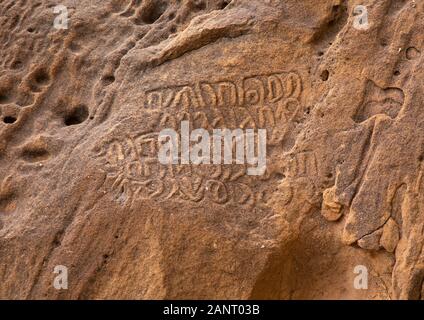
[102,75,115,86]
[219,0,231,10]
[21,147,50,162]
[64,105,89,126]
[138,0,168,24]
[34,69,50,85]
[3,116,17,124]
[320,70,329,81]
[11,60,23,69]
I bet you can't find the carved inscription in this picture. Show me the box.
[98,134,261,207]
[144,72,302,146]
[97,71,306,206]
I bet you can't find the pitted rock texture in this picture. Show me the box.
[0,0,423,300]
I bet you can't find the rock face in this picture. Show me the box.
[0,0,423,300]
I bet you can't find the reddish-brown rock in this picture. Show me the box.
[0,0,423,300]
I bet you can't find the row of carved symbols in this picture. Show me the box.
[144,72,302,111]
[157,98,301,127]
[103,171,262,207]
[283,151,319,178]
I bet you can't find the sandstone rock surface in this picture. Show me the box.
[0,0,423,300]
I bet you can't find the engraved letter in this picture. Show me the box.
[267,75,284,103]
[217,82,237,108]
[244,77,265,105]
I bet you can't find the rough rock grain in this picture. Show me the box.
[0,0,423,300]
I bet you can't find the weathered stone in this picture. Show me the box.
[357,229,382,251]
[321,186,343,222]
[380,218,400,253]
[0,0,423,300]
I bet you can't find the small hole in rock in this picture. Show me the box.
[102,75,115,86]
[22,147,49,162]
[27,27,35,33]
[34,69,50,85]
[406,47,420,60]
[219,0,231,9]
[394,70,400,76]
[3,116,17,124]
[11,60,23,69]
[69,42,81,52]
[64,105,89,126]
[320,70,329,81]
[140,1,167,24]
[194,0,206,10]
[275,173,286,180]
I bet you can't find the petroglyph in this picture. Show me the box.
[354,80,405,123]
[96,71,305,206]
